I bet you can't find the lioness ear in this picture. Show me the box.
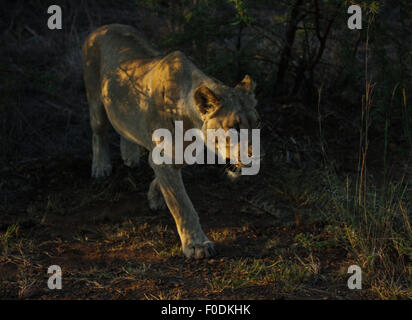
[194,86,221,117]
[236,75,256,94]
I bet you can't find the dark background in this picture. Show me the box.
[0,0,411,299]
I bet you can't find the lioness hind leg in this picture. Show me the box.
[147,178,166,210]
[85,83,112,178]
[121,136,141,168]
[90,107,112,178]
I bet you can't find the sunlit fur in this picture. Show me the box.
[82,24,260,259]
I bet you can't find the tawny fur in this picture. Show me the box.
[82,24,259,259]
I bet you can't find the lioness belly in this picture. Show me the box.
[101,80,152,149]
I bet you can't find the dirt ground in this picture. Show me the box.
[0,150,369,299]
[2,0,408,300]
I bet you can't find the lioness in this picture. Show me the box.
[82,24,259,259]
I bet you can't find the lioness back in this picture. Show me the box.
[82,24,211,150]
[82,24,169,149]
[82,24,160,67]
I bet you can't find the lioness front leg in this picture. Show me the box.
[150,160,216,259]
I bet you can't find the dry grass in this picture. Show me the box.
[0,0,410,300]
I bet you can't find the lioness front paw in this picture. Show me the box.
[91,164,112,178]
[183,240,216,259]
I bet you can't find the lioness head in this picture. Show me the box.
[194,75,261,176]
